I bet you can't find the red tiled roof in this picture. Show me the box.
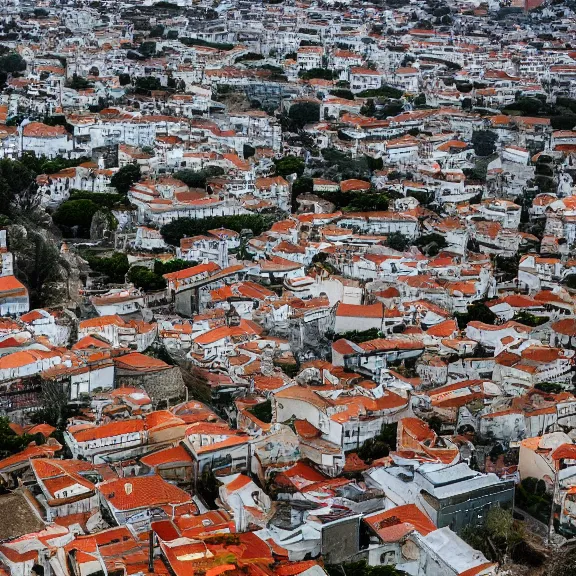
[336,302,383,319]
[114,352,170,371]
[0,275,27,296]
[365,504,436,542]
[72,419,145,442]
[340,179,371,192]
[140,445,192,468]
[98,474,194,511]
[552,318,576,336]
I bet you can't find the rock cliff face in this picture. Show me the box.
[288,317,333,363]
[8,224,79,308]
[90,209,118,241]
[59,247,90,308]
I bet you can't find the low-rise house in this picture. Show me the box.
[114,352,185,402]
[183,421,251,481]
[0,348,62,383]
[465,320,532,351]
[78,315,157,351]
[164,261,221,295]
[139,444,194,484]
[30,458,99,521]
[350,67,383,93]
[493,344,574,393]
[332,337,424,383]
[0,440,62,479]
[98,474,197,532]
[477,389,576,442]
[90,288,145,316]
[0,275,29,316]
[365,460,515,535]
[551,318,576,349]
[65,418,147,461]
[218,473,272,531]
[361,505,496,575]
[297,46,323,70]
[20,309,70,346]
[134,227,167,251]
[396,417,460,464]
[334,302,384,334]
[21,122,72,158]
[42,353,115,401]
[177,235,229,268]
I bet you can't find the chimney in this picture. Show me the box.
[124,482,133,495]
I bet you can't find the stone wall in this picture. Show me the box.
[116,366,185,404]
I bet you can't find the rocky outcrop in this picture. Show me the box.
[90,209,118,242]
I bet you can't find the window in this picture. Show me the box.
[381,551,395,565]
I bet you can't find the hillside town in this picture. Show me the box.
[4,0,576,575]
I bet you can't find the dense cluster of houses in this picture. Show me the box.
[4,0,576,574]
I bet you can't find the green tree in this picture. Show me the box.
[564,274,576,289]
[326,561,403,576]
[0,416,41,459]
[386,232,411,252]
[288,102,320,128]
[67,73,92,90]
[414,233,447,256]
[243,144,255,159]
[513,311,547,327]
[52,199,100,231]
[275,156,305,177]
[87,252,129,283]
[135,76,162,93]
[110,164,141,194]
[139,41,157,57]
[127,266,167,291]
[161,215,273,246]
[535,382,564,394]
[462,508,524,564]
[11,228,68,307]
[118,73,131,86]
[149,24,165,37]
[0,157,38,217]
[455,301,496,328]
[334,328,381,343]
[414,93,426,107]
[329,88,354,100]
[357,423,397,464]
[197,465,221,508]
[68,191,125,209]
[494,254,519,281]
[153,258,193,275]
[247,400,272,423]
[472,129,498,157]
[360,98,376,116]
[292,176,313,196]
[291,176,313,210]
[174,166,225,188]
[545,545,576,575]
[299,68,335,80]
[0,52,26,74]
[357,85,403,98]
